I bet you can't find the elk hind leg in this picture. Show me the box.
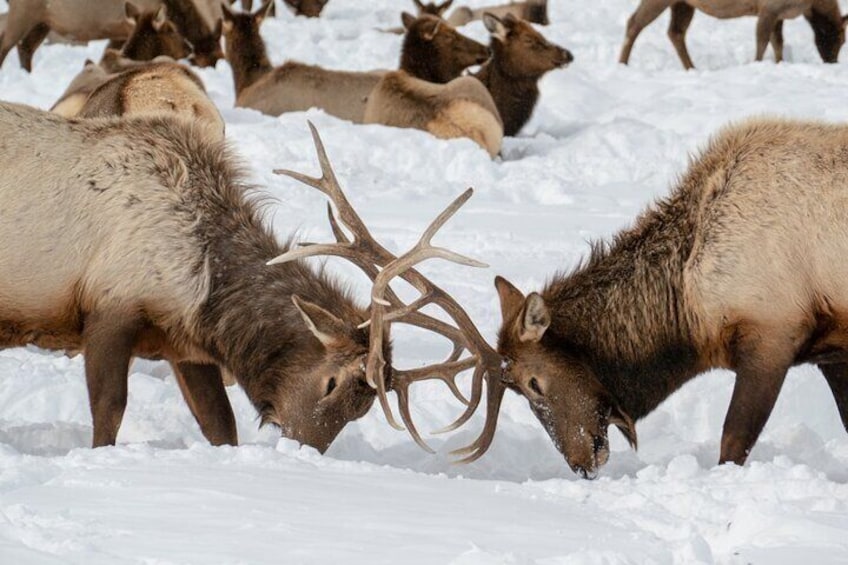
[84,311,142,447]
[668,2,696,69]
[755,9,779,61]
[172,362,238,446]
[819,363,848,433]
[619,0,673,65]
[770,20,784,62]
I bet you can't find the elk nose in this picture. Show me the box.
[573,465,598,480]
[559,47,574,66]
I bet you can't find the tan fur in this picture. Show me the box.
[620,0,847,68]
[77,62,225,141]
[363,72,503,158]
[446,0,548,26]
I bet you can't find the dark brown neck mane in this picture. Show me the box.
[474,57,540,137]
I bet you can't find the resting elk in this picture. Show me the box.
[239,0,328,17]
[442,117,848,479]
[475,13,572,137]
[0,105,486,453]
[222,3,489,123]
[620,0,848,69]
[446,0,549,27]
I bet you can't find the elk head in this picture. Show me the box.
[482,12,573,78]
[482,277,637,478]
[400,13,491,82]
[188,18,225,68]
[267,123,499,452]
[807,9,848,63]
[413,0,454,17]
[283,0,329,18]
[124,3,192,61]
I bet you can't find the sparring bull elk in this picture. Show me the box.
[620,0,848,69]
[0,103,487,453]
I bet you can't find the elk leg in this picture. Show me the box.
[668,2,696,70]
[770,19,784,63]
[755,9,780,61]
[83,311,142,447]
[619,0,674,65]
[819,363,848,432]
[16,23,49,72]
[172,362,238,446]
[719,333,792,465]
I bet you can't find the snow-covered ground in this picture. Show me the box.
[2,0,848,562]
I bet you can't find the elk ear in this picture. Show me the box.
[125,2,141,22]
[439,0,454,13]
[256,0,275,22]
[152,5,168,31]
[494,276,525,324]
[610,404,637,449]
[413,0,425,10]
[843,13,848,27]
[401,11,417,30]
[518,293,550,343]
[483,12,507,41]
[221,2,235,24]
[292,295,350,349]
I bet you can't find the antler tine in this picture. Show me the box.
[449,378,507,464]
[393,382,436,454]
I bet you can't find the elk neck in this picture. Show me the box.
[226,21,273,96]
[475,57,540,137]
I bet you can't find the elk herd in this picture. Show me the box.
[2,0,848,481]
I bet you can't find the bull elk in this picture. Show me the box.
[449,118,848,478]
[475,13,572,137]
[222,3,489,123]
[620,0,848,69]
[0,104,487,453]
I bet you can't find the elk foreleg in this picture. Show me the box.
[819,363,848,432]
[755,9,780,61]
[172,362,238,446]
[83,311,143,447]
[0,6,41,70]
[668,2,696,70]
[720,331,792,465]
[619,0,674,65]
[17,23,49,72]
[770,20,784,62]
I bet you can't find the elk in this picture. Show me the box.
[238,0,327,17]
[77,62,225,141]
[0,104,485,452]
[119,4,191,62]
[222,4,490,123]
[475,13,572,137]
[413,0,455,17]
[446,0,549,27]
[0,0,222,72]
[619,0,848,69]
[51,59,114,117]
[446,117,848,478]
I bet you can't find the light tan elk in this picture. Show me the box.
[363,15,503,158]
[239,0,327,17]
[222,3,490,123]
[0,0,222,71]
[475,13,572,137]
[445,117,848,479]
[77,62,225,141]
[620,0,848,69]
[446,0,548,27]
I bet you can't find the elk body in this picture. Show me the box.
[77,62,225,141]
[239,0,328,17]
[223,4,489,124]
[475,13,572,137]
[461,118,848,478]
[446,0,549,27]
[620,0,848,69]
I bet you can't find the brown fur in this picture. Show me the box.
[620,0,848,69]
[77,62,225,141]
[222,6,488,123]
[121,4,191,62]
[475,13,572,137]
[0,101,389,452]
[446,0,548,27]
[496,117,848,478]
[282,0,329,18]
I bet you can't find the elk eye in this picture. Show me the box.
[325,377,337,397]
[529,377,543,396]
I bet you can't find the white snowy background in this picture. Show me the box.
[2,0,848,563]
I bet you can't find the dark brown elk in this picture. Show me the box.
[77,61,225,140]
[222,4,490,123]
[620,0,848,69]
[446,0,548,27]
[475,13,572,137]
[0,104,482,453]
[450,117,848,479]
[120,4,191,62]
[0,0,222,72]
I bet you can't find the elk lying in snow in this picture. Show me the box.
[77,62,225,141]
[0,0,222,71]
[446,0,549,27]
[0,106,484,451]
[448,117,848,478]
[240,0,327,17]
[620,0,848,69]
[223,4,489,123]
[475,13,571,137]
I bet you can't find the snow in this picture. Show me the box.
[2,0,848,562]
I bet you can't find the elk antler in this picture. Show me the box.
[268,122,505,458]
